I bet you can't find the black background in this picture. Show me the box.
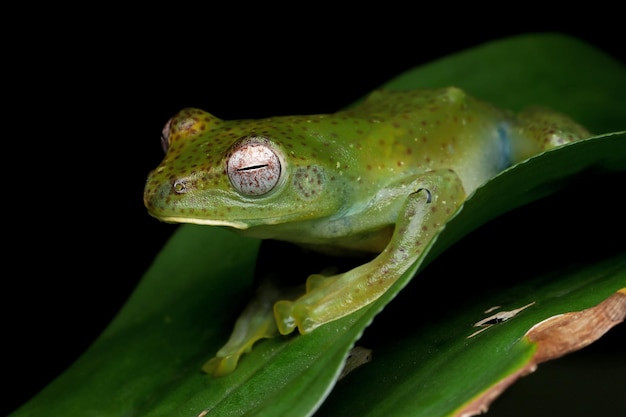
[6,8,625,416]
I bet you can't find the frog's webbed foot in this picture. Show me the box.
[274,170,465,336]
[203,280,303,377]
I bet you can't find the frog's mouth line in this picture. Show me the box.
[158,216,249,230]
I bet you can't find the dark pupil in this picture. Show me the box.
[238,164,268,171]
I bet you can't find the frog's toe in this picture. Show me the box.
[274,300,297,335]
[306,273,336,292]
[274,300,319,335]
[202,354,240,377]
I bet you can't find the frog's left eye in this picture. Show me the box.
[160,118,172,153]
[227,137,283,196]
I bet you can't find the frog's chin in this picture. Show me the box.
[159,216,249,230]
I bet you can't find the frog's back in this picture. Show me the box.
[336,87,514,194]
[351,87,475,115]
[337,87,589,194]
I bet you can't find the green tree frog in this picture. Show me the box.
[144,87,590,376]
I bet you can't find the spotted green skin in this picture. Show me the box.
[144,87,590,376]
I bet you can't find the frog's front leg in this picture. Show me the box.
[274,169,466,335]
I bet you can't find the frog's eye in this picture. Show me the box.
[160,118,172,153]
[227,137,283,196]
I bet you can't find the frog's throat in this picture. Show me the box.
[158,216,249,229]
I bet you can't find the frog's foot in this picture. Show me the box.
[203,280,303,377]
[202,299,278,377]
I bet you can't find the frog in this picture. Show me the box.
[143,87,590,377]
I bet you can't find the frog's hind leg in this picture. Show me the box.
[509,107,591,161]
[202,279,303,377]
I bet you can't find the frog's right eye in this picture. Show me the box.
[160,118,172,153]
[227,136,283,196]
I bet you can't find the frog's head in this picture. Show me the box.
[144,108,341,230]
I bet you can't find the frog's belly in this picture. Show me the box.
[297,225,394,256]
[237,223,394,257]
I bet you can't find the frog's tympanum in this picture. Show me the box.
[144,88,590,376]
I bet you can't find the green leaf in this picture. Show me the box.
[12,33,626,417]
[318,258,625,416]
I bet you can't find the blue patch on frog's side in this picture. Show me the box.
[497,123,513,170]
